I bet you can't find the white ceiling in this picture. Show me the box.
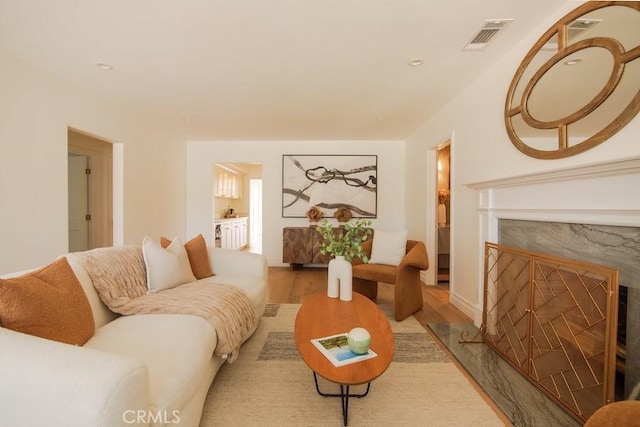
[0,0,570,140]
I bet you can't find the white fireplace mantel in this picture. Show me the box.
[467,155,640,191]
[468,155,640,232]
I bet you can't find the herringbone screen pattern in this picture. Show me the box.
[482,243,619,423]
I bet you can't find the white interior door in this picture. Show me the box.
[68,129,113,249]
[68,155,89,252]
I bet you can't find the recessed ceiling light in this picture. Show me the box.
[408,59,424,67]
[95,62,113,70]
[377,116,385,121]
[564,58,584,66]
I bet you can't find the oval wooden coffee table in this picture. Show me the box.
[294,291,394,426]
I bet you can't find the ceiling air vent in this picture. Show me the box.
[543,18,603,50]
[463,19,513,51]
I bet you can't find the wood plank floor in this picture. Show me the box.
[266,266,472,325]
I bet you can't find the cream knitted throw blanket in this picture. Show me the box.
[69,246,258,362]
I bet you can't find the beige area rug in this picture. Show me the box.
[200,304,505,427]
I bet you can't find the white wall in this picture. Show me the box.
[187,141,406,266]
[120,124,189,245]
[406,3,640,320]
[0,51,123,273]
[0,51,186,274]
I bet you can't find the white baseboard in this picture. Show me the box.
[449,291,483,327]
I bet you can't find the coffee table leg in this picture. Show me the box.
[341,385,349,426]
[312,372,372,426]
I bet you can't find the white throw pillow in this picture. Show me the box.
[368,229,408,266]
[143,237,196,293]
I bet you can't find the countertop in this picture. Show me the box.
[214,216,248,223]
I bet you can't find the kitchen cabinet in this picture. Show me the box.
[214,166,243,199]
[215,217,248,250]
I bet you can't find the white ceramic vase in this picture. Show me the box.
[327,255,353,301]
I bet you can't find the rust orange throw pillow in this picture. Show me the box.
[161,234,214,279]
[0,257,95,345]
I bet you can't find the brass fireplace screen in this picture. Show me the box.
[481,243,619,423]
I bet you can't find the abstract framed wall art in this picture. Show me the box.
[282,155,377,218]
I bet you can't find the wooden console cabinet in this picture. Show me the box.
[282,227,333,267]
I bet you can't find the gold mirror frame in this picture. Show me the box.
[505,1,640,159]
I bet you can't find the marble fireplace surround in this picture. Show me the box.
[468,155,640,400]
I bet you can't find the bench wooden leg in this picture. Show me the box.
[352,278,378,300]
[394,271,424,321]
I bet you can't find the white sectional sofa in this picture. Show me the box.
[0,243,267,427]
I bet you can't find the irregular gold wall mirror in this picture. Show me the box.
[505,1,640,159]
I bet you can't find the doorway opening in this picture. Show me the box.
[67,129,113,252]
[213,163,263,254]
[436,142,451,285]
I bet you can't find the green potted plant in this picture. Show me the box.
[316,218,372,262]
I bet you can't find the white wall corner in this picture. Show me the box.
[449,290,479,323]
[112,142,124,246]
